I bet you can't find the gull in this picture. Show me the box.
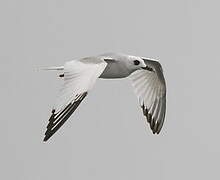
[43,53,166,141]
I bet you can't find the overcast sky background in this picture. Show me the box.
[1,0,220,179]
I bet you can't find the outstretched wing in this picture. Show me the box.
[130,59,166,134]
[44,58,107,141]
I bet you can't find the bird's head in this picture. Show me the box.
[100,53,148,73]
[126,55,147,71]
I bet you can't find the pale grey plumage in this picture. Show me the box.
[43,53,166,141]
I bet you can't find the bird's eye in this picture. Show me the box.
[133,60,140,65]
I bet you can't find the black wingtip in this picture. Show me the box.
[43,92,88,142]
[43,134,52,142]
[43,136,48,142]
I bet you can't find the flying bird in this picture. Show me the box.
[43,53,166,141]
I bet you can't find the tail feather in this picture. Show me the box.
[41,66,64,71]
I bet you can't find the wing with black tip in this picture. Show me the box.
[44,58,107,141]
[130,59,166,134]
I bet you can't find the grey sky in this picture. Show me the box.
[1,0,219,179]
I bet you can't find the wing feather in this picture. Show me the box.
[130,59,166,134]
[44,58,107,141]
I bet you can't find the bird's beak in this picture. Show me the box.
[141,66,154,71]
[141,66,148,70]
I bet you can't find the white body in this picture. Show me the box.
[43,53,166,141]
